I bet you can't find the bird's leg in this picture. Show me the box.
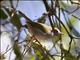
[32,35,43,47]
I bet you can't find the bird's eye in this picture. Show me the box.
[51,29,58,33]
[51,29,59,35]
[54,30,58,33]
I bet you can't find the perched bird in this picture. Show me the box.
[27,20,63,42]
[19,11,63,50]
[19,11,63,42]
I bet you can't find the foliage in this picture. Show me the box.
[0,0,80,60]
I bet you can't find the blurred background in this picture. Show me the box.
[0,0,80,60]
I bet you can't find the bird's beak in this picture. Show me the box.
[59,32,64,35]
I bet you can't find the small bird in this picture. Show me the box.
[19,11,63,50]
[27,20,63,43]
[19,11,63,43]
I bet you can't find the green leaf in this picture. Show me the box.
[11,12,22,30]
[31,56,35,60]
[59,1,70,10]
[3,7,13,17]
[0,8,8,19]
[60,45,77,60]
[31,42,50,60]
[2,6,22,30]
[67,17,80,37]
[13,41,23,60]
[69,17,77,25]
[37,13,47,23]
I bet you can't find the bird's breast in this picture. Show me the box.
[28,27,52,41]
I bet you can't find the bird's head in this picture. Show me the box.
[51,27,63,36]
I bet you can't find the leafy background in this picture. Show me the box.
[0,0,80,60]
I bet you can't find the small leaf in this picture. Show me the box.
[59,1,71,10]
[70,17,77,25]
[11,11,22,30]
[0,8,8,19]
[37,13,47,23]
[13,41,23,60]
[60,45,77,60]
[67,17,80,37]
[3,7,13,16]
[31,42,50,60]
